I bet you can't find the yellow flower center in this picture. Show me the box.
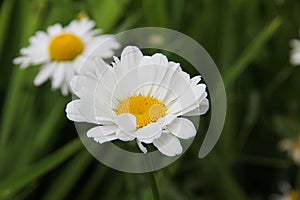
[288,190,299,200]
[76,12,89,20]
[116,95,167,128]
[48,33,84,61]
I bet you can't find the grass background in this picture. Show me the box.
[0,0,300,199]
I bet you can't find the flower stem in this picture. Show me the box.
[147,172,160,200]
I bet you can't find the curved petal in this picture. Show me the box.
[65,99,98,124]
[136,121,163,144]
[190,75,201,86]
[34,63,55,86]
[183,98,209,116]
[113,46,143,79]
[70,75,97,99]
[153,132,182,157]
[51,63,66,89]
[137,140,147,153]
[115,113,137,133]
[166,118,196,139]
[87,125,117,138]
[116,129,135,141]
[167,84,207,116]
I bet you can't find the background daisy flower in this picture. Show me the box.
[13,18,120,96]
[290,40,300,66]
[290,30,300,66]
[271,182,299,200]
[279,135,300,165]
[66,46,209,156]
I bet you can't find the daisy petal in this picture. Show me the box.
[93,134,118,144]
[34,63,55,86]
[87,125,117,138]
[137,140,147,153]
[153,132,182,156]
[114,46,143,79]
[116,129,135,141]
[115,113,136,133]
[136,122,163,143]
[51,64,65,89]
[183,98,209,116]
[166,118,196,139]
[66,99,98,124]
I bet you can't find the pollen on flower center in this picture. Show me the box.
[48,32,84,61]
[116,95,167,128]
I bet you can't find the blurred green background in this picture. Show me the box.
[0,0,300,199]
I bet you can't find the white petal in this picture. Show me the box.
[61,83,69,96]
[87,125,117,138]
[167,84,206,115]
[190,75,201,86]
[137,140,147,153]
[93,134,118,144]
[51,63,65,89]
[120,46,143,69]
[183,98,209,116]
[115,113,136,133]
[166,118,196,139]
[116,129,135,141]
[47,24,63,36]
[70,75,97,99]
[65,100,86,122]
[136,121,163,143]
[153,132,182,157]
[139,53,168,66]
[95,116,115,125]
[113,46,143,79]
[65,99,98,124]
[34,63,55,86]
[157,114,177,126]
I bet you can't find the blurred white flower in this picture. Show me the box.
[279,135,300,165]
[290,31,300,66]
[66,46,209,156]
[271,182,299,200]
[13,18,119,95]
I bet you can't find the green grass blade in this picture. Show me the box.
[0,0,15,60]
[224,17,282,87]
[0,0,49,149]
[143,0,168,27]
[0,138,82,198]
[77,166,108,200]
[33,97,68,154]
[42,150,92,200]
[88,0,130,32]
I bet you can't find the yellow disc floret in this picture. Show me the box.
[116,95,167,128]
[48,33,84,61]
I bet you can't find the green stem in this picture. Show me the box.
[295,168,300,190]
[237,154,291,168]
[264,65,295,100]
[147,172,160,200]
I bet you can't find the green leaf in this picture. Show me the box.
[88,0,130,32]
[224,17,282,87]
[0,0,16,60]
[0,0,50,150]
[0,138,82,198]
[42,150,92,200]
[143,0,168,27]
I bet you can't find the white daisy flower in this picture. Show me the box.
[279,135,300,165]
[66,46,209,156]
[271,182,299,200]
[13,18,120,96]
[290,30,300,66]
